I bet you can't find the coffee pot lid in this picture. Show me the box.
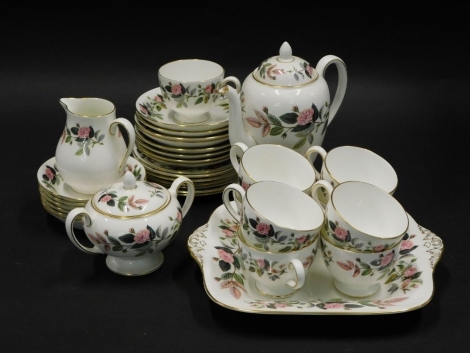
[91,172,171,218]
[253,42,318,86]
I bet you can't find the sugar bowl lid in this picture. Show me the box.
[91,172,171,218]
[253,41,318,86]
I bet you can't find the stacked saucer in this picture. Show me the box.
[132,87,237,196]
[37,156,146,228]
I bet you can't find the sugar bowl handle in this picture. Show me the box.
[65,208,102,255]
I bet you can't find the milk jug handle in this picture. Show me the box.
[315,55,347,125]
[110,118,136,176]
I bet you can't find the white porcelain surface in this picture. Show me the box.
[230,142,317,194]
[312,181,409,252]
[305,145,398,198]
[38,156,146,201]
[65,173,195,276]
[55,97,136,194]
[158,60,241,124]
[223,181,326,252]
[221,42,347,157]
[136,87,230,131]
[238,231,319,298]
[187,203,443,314]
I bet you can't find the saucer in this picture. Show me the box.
[136,87,229,132]
[135,119,229,148]
[135,113,228,138]
[37,156,146,202]
[187,203,444,315]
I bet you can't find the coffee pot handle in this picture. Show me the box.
[65,208,103,255]
[315,55,347,125]
[110,118,136,176]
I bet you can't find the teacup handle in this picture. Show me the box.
[222,183,245,222]
[310,180,334,209]
[221,76,241,93]
[286,259,306,289]
[230,142,249,173]
[65,208,103,255]
[305,145,328,180]
[110,117,136,176]
[169,176,195,218]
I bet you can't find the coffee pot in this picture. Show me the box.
[220,42,347,156]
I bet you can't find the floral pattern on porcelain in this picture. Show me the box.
[257,60,314,82]
[212,218,423,311]
[243,94,330,150]
[322,242,397,279]
[324,219,401,253]
[87,208,182,257]
[241,206,317,252]
[138,92,167,120]
[125,162,144,181]
[60,123,108,156]
[97,181,165,212]
[161,81,223,110]
[41,163,62,192]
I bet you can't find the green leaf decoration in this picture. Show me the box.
[219,260,231,272]
[270,126,284,136]
[233,273,244,285]
[279,112,298,124]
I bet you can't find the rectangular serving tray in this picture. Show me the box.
[187,202,444,315]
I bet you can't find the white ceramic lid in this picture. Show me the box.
[253,42,318,86]
[91,172,170,218]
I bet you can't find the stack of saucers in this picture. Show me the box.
[37,156,146,228]
[132,87,237,196]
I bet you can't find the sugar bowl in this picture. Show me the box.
[65,171,195,276]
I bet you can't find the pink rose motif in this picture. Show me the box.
[218,249,234,263]
[381,252,394,266]
[297,108,314,125]
[274,303,287,308]
[401,240,414,250]
[134,229,150,244]
[153,95,163,102]
[78,126,91,139]
[404,267,417,277]
[100,195,112,203]
[373,245,385,252]
[334,227,349,241]
[242,181,250,191]
[257,259,266,269]
[171,84,182,95]
[297,236,307,244]
[176,211,182,222]
[45,167,54,180]
[222,229,235,237]
[306,65,314,76]
[324,303,345,309]
[204,85,213,93]
[401,278,411,289]
[256,223,270,235]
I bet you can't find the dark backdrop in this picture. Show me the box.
[2,2,469,352]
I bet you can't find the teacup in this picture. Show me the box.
[305,145,398,205]
[312,180,409,253]
[223,180,328,252]
[158,59,240,124]
[238,229,320,298]
[320,230,400,297]
[230,142,317,194]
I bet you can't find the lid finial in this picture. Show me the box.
[279,42,293,62]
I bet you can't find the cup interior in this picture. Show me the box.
[331,181,408,239]
[325,146,397,194]
[158,59,224,82]
[246,181,324,231]
[242,144,316,191]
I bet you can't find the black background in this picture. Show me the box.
[2,2,469,352]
